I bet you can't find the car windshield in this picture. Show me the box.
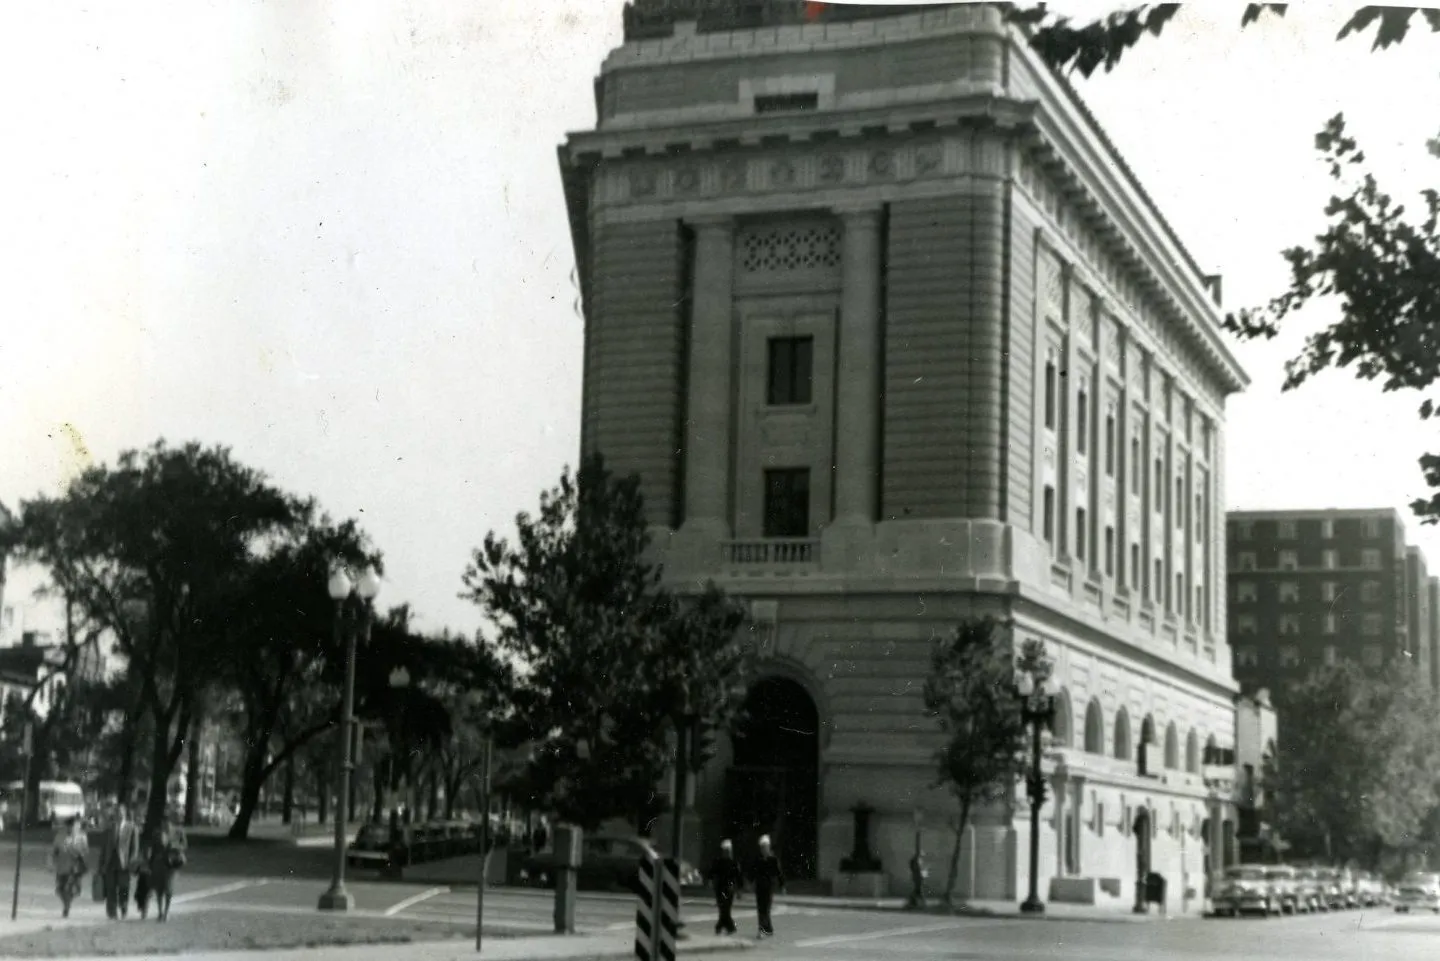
[1227,868,1266,881]
[1265,870,1291,880]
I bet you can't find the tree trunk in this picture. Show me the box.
[944,799,972,907]
[444,772,461,819]
[227,754,268,840]
[370,763,384,824]
[282,756,296,824]
[184,712,202,827]
[427,770,439,821]
[316,764,329,825]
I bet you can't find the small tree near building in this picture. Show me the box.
[923,616,1053,907]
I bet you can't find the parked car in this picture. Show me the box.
[1352,871,1385,907]
[345,823,393,870]
[1263,866,1304,915]
[518,835,703,892]
[1393,872,1440,914]
[1311,867,1348,910]
[1212,865,1281,917]
[1292,867,1329,913]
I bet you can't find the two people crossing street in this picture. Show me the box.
[44,803,189,921]
[707,833,785,940]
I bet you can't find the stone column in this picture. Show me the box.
[833,205,883,524]
[681,217,736,537]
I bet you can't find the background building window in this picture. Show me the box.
[1236,581,1257,603]
[1195,494,1203,542]
[1278,520,1297,539]
[1132,544,1142,590]
[766,336,814,405]
[1236,521,1254,540]
[1155,559,1164,603]
[1362,518,1381,538]
[1238,614,1257,635]
[1280,614,1301,635]
[1131,435,1141,490]
[1076,508,1087,561]
[1322,549,1338,570]
[1362,645,1383,668]
[1322,581,1339,602]
[1175,477,1184,529]
[1323,645,1338,666]
[1105,410,1116,476]
[1362,613,1383,636]
[1361,549,1382,570]
[1321,519,1335,538]
[1237,552,1257,571]
[1105,526,1115,576]
[1279,550,1298,570]
[1324,613,1337,634]
[1361,581,1381,602]
[1177,572,1186,615]
[762,468,811,537]
[1236,646,1259,667]
[1279,581,1300,604]
[1279,645,1300,667]
[1154,458,1164,512]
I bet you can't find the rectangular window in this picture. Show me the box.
[1105,526,1116,577]
[1278,520,1298,539]
[1178,572,1187,617]
[1321,519,1335,539]
[1279,582,1300,604]
[1324,613,1337,634]
[762,468,811,537]
[1043,486,1056,544]
[1362,549,1382,570]
[1077,387,1089,455]
[1076,508,1087,561]
[1322,581,1339,602]
[1280,614,1301,635]
[1236,646,1259,667]
[1237,614,1257,635]
[1324,645,1338,666]
[1237,552,1257,571]
[1044,355,1058,430]
[1131,544,1141,590]
[1323,549,1339,570]
[1155,559,1164,603]
[1361,581,1381,603]
[1105,411,1116,476]
[1175,477,1184,529]
[1196,584,1204,620]
[1237,581,1257,603]
[1363,613,1384,636]
[1131,435,1141,491]
[1195,494,1203,543]
[1362,518,1381,539]
[1154,458,1164,513]
[1279,550,1298,571]
[1236,521,1254,540]
[766,337,814,405]
[1279,645,1300,667]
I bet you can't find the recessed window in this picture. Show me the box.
[1153,458,1164,512]
[1278,550,1298,571]
[1361,581,1382,603]
[1175,477,1184,529]
[767,336,814,405]
[1044,353,1058,430]
[1324,613,1337,634]
[1237,614,1257,635]
[1362,518,1381,539]
[1362,549,1382,570]
[1177,572,1186,615]
[1195,495,1204,542]
[1278,520,1297,539]
[1280,614,1301,635]
[1237,552,1257,571]
[762,468,810,538]
[754,92,819,114]
[1236,646,1259,667]
[1362,645,1382,668]
[1279,645,1300,667]
[1130,435,1141,491]
[1236,581,1257,603]
[1105,410,1116,476]
[1362,613,1384,636]
[1321,519,1335,539]
[1105,526,1116,577]
[1077,386,1089,455]
[1236,521,1254,540]
[1279,582,1299,604]
[1323,549,1339,570]
[1322,581,1339,602]
[1043,485,1056,545]
[1323,645,1338,665]
[1076,508,1088,561]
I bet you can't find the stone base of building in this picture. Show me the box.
[833,871,888,898]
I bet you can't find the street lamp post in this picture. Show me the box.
[318,565,381,912]
[1016,669,1058,916]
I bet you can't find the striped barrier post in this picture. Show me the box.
[634,853,659,961]
[656,858,681,961]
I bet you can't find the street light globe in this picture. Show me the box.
[355,566,382,601]
[389,666,410,688]
[1041,676,1060,698]
[327,568,353,601]
[1016,672,1035,698]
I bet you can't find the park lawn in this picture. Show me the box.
[0,913,522,957]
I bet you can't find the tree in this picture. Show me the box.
[923,616,1053,907]
[3,441,308,832]
[461,453,749,831]
[1012,5,1440,522]
[1265,661,1440,868]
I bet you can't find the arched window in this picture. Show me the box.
[1186,730,1200,773]
[1165,722,1180,770]
[1114,707,1132,760]
[1050,689,1073,747]
[1138,714,1155,774]
[1084,700,1105,754]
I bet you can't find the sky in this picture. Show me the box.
[2,1,1439,639]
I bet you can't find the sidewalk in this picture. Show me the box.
[777,893,1178,923]
[0,931,752,961]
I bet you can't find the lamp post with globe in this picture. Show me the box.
[1016,667,1057,915]
[317,565,381,912]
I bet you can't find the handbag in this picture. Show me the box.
[167,848,187,869]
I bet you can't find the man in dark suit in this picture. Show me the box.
[709,839,743,936]
[99,805,141,920]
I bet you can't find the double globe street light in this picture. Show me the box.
[1016,667,1058,915]
[318,564,381,912]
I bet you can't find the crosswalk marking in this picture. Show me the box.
[383,886,449,916]
[795,920,984,948]
[172,879,270,904]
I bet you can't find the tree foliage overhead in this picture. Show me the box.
[1266,661,1440,867]
[924,616,1053,905]
[462,453,749,831]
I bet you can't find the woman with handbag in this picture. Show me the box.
[49,816,89,918]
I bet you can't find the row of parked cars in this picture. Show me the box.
[345,819,490,869]
[1213,864,1440,916]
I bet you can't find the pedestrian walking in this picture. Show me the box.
[98,804,141,920]
[48,816,89,918]
[532,819,548,852]
[136,812,186,922]
[749,835,784,939]
[709,839,743,935]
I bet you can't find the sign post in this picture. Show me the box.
[11,722,32,921]
[474,735,492,953]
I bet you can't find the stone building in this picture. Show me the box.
[559,2,1248,912]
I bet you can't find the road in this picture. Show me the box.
[0,834,1434,959]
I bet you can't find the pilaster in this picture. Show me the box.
[680,216,735,538]
[832,204,883,525]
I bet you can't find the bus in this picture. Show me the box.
[0,781,86,828]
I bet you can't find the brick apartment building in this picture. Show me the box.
[562,1,1250,912]
[1226,509,1435,693]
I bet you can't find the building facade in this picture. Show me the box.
[1430,577,1440,692]
[1226,509,1427,693]
[561,2,1248,912]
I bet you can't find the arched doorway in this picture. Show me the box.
[725,676,820,879]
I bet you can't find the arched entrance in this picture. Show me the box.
[725,676,820,879]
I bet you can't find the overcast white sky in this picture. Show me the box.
[3,1,1439,639]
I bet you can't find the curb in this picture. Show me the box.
[776,898,1176,925]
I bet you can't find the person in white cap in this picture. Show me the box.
[709,839,743,935]
[749,835,784,938]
